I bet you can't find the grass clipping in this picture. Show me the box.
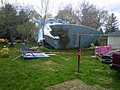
[46,79,109,90]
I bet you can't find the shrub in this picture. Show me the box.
[0,38,7,43]
[51,26,70,49]
[0,46,9,58]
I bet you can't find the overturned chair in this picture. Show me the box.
[21,43,50,59]
[110,52,120,73]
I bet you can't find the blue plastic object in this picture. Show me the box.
[21,43,49,59]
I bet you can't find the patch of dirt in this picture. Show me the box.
[57,55,70,61]
[46,79,110,90]
[43,60,57,66]
[41,60,58,71]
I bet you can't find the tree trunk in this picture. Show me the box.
[9,30,14,47]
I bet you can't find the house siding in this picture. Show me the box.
[108,36,120,49]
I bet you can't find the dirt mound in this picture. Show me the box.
[46,79,110,90]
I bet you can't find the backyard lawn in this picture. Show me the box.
[0,43,120,90]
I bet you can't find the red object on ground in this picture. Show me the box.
[95,46,111,56]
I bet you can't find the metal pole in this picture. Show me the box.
[11,54,22,61]
[79,34,81,48]
[77,49,80,73]
[77,33,81,73]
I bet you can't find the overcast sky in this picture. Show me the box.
[52,0,120,24]
[2,0,120,25]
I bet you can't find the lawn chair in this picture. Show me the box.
[110,52,120,73]
[21,43,50,59]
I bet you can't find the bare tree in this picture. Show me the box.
[78,1,99,28]
[75,1,109,30]
[55,4,79,24]
[40,0,49,33]
[33,0,50,47]
[97,10,109,27]
[55,1,109,30]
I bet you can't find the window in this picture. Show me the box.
[108,37,113,45]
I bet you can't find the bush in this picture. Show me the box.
[0,38,6,42]
[51,26,70,49]
[0,46,9,58]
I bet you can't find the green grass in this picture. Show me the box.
[0,43,120,90]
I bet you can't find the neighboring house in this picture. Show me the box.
[106,31,120,49]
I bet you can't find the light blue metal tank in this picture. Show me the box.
[37,18,101,49]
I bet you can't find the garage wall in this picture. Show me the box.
[107,36,120,49]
